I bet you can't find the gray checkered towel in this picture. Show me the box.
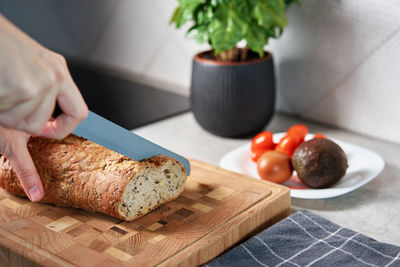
[205,210,400,267]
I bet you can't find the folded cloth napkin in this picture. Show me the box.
[205,210,400,267]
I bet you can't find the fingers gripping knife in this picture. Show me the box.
[71,111,190,175]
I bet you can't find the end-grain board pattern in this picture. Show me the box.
[0,159,290,266]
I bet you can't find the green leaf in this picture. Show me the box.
[169,7,182,25]
[170,0,204,28]
[188,24,211,44]
[186,2,214,44]
[194,3,213,25]
[209,1,248,54]
[253,0,287,30]
[246,22,269,57]
[170,0,294,58]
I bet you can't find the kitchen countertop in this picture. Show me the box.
[134,112,400,246]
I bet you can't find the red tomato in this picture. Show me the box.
[257,151,293,184]
[287,124,309,140]
[251,131,275,152]
[313,133,326,139]
[251,149,267,163]
[275,135,302,157]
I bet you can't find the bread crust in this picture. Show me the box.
[0,134,186,220]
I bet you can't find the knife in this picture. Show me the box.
[71,110,190,175]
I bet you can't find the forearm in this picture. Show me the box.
[0,13,40,49]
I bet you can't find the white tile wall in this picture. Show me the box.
[89,1,171,75]
[269,0,400,144]
[0,0,117,57]
[1,0,399,143]
[86,0,207,95]
[1,1,75,54]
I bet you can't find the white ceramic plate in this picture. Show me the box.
[220,133,385,199]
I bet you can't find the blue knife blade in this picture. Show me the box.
[72,111,190,175]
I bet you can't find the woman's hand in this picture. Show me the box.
[0,14,88,138]
[0,14,88,201]
[0,126,44,201]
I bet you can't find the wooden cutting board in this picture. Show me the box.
[0,159,290,267]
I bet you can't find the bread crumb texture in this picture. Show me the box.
[0,134,187,221]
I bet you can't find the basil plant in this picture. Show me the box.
[170,0,296,61]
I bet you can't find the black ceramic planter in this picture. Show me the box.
[191,50,275,137]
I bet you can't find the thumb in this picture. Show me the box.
[5,137,44,202]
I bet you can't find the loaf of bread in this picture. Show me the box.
[0,134,187,221]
